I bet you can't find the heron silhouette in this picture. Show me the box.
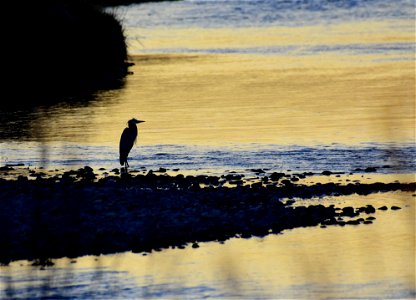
[119,118,145,169]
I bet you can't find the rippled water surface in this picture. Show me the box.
[0,0,415,299]
[1,192,414,299]
[1,0,414,170]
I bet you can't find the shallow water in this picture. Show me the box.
[1,142,415,176]
[0,52,414,172]
[0,0,415,299]
[1,192,414,299]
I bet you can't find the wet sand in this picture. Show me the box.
[0,165,414,265]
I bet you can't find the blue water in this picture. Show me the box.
[133,42,415,60]
[2,142,415,175]
[111,0,415,59]
[1,2,415,300]
[115,0,414,28]
[1,0,414,175]
[2,267,414,299]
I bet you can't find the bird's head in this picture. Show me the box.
[128,118,145,127]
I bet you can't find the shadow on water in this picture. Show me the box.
[0,88,122,142]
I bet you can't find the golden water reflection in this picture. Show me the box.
[11,19,413,146]
[24,54,415,146]
[3,192,414,298]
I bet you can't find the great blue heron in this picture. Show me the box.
[119,118,145,168]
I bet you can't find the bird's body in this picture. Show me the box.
[119,118,145,168]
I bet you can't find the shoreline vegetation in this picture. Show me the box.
[2,0,174,107]
[0,165,414,265]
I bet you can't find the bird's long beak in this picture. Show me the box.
[136,120,145,124]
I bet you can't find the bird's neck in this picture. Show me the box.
[129,124,137,133]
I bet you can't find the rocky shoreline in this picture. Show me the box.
[0,166,414,265]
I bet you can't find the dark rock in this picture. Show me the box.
[364,205,376,214]
[270,172,285,181]
[0,166,14,171]
[342,206,356,217]
[391,206,401,210]
[378,206,388,211]
[251,182,262,189]
[229,180,244,185]
[281,179,292,186]
[322,171,332,176]
[17,176,28,182]
[225,174,243,181]
[346,220,361,225]
[303,172,314,176]
[84,166,94,173]
[364,167,377,173]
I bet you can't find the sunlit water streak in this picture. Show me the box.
[0,0,415,299]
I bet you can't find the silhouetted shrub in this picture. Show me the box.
[1,0,130,106]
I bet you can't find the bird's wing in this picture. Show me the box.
[119,128,135,158]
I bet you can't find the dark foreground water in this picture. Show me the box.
[1,191,414,299]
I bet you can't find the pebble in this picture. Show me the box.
[0,166,14,171]
[270,172,285,181]
[342,206,356,217]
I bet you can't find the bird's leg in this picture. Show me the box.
[126,159,129,169]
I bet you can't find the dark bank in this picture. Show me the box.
[1,0,131,107]
[0,166,414,265]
